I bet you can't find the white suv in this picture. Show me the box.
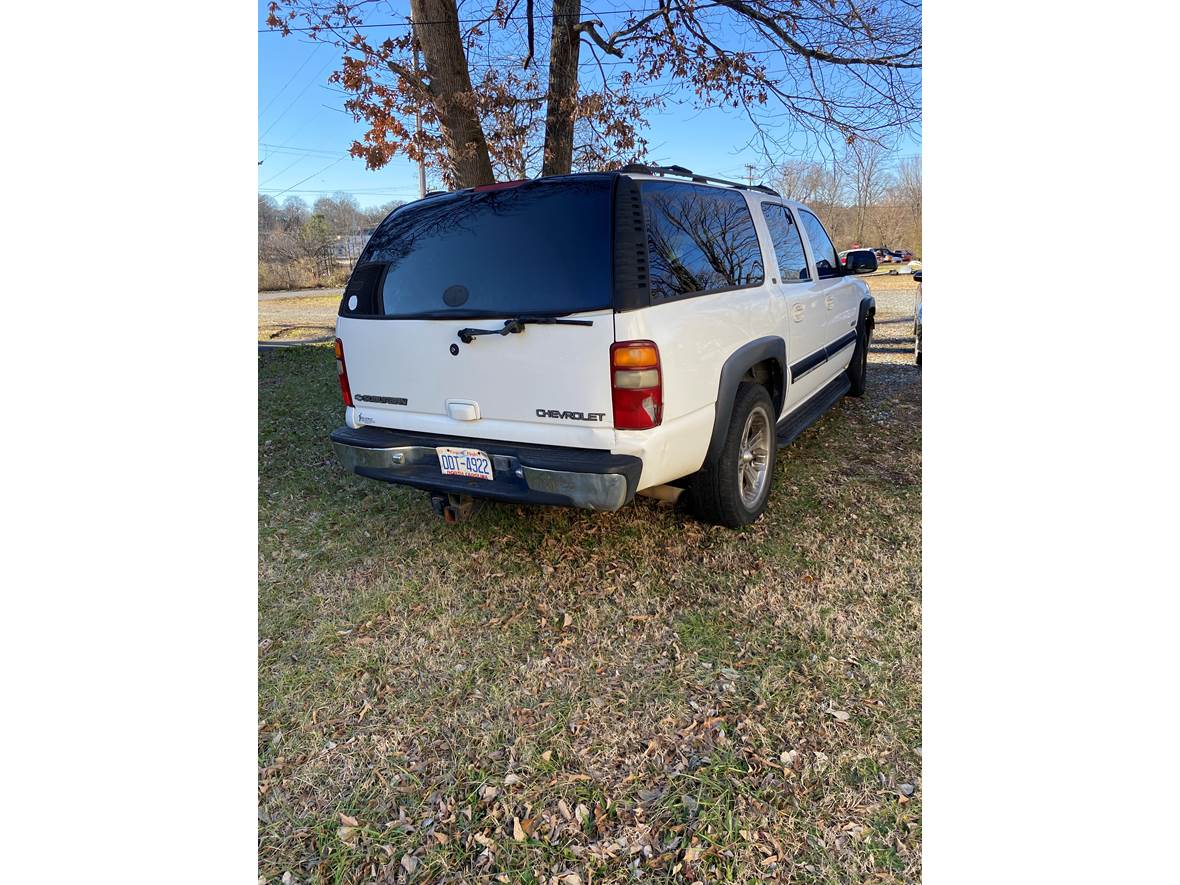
[330,165,876,527]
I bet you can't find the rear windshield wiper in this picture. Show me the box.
[457,315,594,344]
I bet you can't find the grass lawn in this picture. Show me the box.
[258,290,921,884]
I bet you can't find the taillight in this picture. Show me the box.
[334,338,353,407]
[611,340,662,429]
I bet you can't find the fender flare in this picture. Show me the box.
[858,294,876,334]
[703,336,787,465]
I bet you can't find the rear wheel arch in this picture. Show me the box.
[857,294,876,333]
[847,295,876,397]
[704,337,786,466]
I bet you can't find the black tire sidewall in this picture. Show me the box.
[847,321,870,396]
[692,382,776,526]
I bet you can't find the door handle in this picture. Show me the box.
[791,302,805,322]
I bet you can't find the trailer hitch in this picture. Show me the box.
[429,492,479,523]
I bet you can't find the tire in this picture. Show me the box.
[846,320,871,397]
[689,383,776,527]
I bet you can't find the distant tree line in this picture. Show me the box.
[258,192,403,290]
[773,147,922,257]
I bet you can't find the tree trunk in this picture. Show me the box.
[541,0,580,176]
[410,0,495,187]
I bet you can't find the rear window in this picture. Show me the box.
[360,177,613,318]
[640,181,764,300]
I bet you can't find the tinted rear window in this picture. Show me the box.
[360,178,612,318]
[640,181,764,300]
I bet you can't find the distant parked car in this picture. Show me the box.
[913,270,922,365]
[839,248,877,269]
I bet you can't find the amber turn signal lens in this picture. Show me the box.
[611,343,659,368]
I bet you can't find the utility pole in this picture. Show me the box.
[745,163,756,186]
[412,17,426,199]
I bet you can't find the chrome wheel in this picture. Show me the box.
[737,405,771,508]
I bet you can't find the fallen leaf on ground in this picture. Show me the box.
[474,832,495,849]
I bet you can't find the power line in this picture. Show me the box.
[260,55,337,139]
[270,155,351,197]
[259,156,305,186]
[259,187,419,196]
[258,44,324,119]
[259,142,348,159]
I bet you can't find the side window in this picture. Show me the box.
[797,209,840,279]
[640,181,764,300]
[759,203,810,282]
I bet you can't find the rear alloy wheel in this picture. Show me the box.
[690,382,776,527]
[737,406,772,510]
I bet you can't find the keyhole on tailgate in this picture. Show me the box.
[449,343,460,356]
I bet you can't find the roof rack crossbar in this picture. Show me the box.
[618,163,779,197]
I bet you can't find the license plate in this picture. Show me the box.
[436,446,494,481]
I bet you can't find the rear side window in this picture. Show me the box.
[797,209,840,279]
[361,178,612,318]
[640,181,764,300]
[760,204,810,282]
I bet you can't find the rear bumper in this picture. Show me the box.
[329,426,643,511]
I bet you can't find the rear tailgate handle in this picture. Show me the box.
[446,399,480,421]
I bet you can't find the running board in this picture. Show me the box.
[775,374,851,449]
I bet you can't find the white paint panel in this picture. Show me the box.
[336,309,616,449]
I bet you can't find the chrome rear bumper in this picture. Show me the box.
[329,428,641,512]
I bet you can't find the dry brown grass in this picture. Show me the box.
[258,280,921,884]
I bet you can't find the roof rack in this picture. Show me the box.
[618,163,779,197]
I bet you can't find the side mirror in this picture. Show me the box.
[846,249,877,274]
[913,271,922,283]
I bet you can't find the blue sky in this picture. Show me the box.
[258,0,921,209]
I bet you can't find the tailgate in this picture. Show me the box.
[338,310,617,449]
